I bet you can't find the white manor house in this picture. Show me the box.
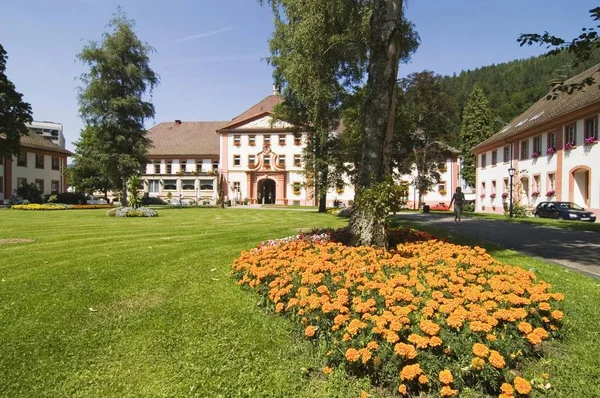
[473,64,600,217]
[141,91,463,207]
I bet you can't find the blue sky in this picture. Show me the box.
[1,0,597,152]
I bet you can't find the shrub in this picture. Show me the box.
[327,208,341,215]
[141,195,165,205]
[107,206,158,217]
[12,203,68,210]
[463,202,475,213]
[337,207,354,218]
[47,195,58,203]
[503,202,532,218]
[17,182,43,204]
[232,232,564,397]
[56,192,87,205]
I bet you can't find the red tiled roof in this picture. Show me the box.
[473,63,600,152]
[147,121,227,156]
[20,132,72,156]
[219,94,283,130]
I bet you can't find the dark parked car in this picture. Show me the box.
[534,201,597,222]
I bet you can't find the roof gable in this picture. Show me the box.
[219,94,283,130]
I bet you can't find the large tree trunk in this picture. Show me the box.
[318,167,328,213]
[350,0,404,247]
[121,179,128,206]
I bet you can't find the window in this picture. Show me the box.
[51,180,59,194]
[17,177,27,187]
[547,173,556,192]
[180,160,187,173]
[278,155,286,168]
[17,151,27,167]
[264,135,271,146]
[233,182,241,192]
[249,135,256,146]
[503,178,509,194]
[264,156,271,167]
[294,135,302,145]
[293,182,302,195]
[35,179,44,193]
[181,180,195,190]
[200,179,214,190]
[533,175,541,193]
[533,136,542,156]
[503,145,510,163]
[294,154,302,167]
[585,116,598,139]
[35,154,44,169]
[548,132,556,150]
[481,181,486,197]
[163,179,177,190]
[148,180,160,193]
[212,161,219,171]
[166,161,172,174]
[196,160,203,173]
[233,135,241,146]
[565,124,576,145]
[154,161,161,174]
[481,153,487,168]
[233,155,241,166]
[492,180,497,195]
[438,182,446,195]
[248,155,256,166]
[520,140,529,160]
[51,157,60,170]
[491,150,497,166]
[278,134,286,146]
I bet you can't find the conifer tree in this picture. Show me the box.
[459,85,492,187]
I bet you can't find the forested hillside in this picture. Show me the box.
[440,50,600,133]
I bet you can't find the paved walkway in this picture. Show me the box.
[394,213,600,279]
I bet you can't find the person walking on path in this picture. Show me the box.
[448,187,465,223]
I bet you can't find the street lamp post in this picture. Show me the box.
[508,166,516,218]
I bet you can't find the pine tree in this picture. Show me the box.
[460,85,492,187]
[76,10,158,206]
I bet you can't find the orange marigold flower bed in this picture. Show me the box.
[231,227,564,396]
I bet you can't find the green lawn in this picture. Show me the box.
[0,208,374,397]
[389,217,600,398]
[1,208,599,397]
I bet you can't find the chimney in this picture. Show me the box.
[175,120,182,125]
[272,84,280,95]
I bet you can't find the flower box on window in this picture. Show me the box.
[439,189,447,196]
[531,191,541,198]
[480,194,486,199]
[584,136,598,146]
[490,193,497,199]
[564,142,576,150]
[501,192,509,199]
[532,151,540,158]
[546,147,556,155]
[546,190,556,197]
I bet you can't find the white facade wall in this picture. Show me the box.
[397,157,460,209]
[12,152,64,196]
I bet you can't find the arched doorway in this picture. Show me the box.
[570,167,590,207]
[520,176,529,204]
[257,179,276,204]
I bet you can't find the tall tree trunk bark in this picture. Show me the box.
[318,167,328,213]
[121,179,128,206]
[350,0,404,247]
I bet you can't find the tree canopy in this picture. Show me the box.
[75,10,158,204]
[0,43,33,158]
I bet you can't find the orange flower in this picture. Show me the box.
[439,369,453,384]
[439,385,458,396]
[345,348,360,362]
[359,348,372,364]
[360,391,368,398]
[394,343,418,359]
[322,366,333,375]
[517,321,533,334]
[538,302,551,311]
[500,382,514,395]
[514,376,532,395]
[488,350,506,369]
[367,341,379,351]
[400,364,422,381]
[429,336,443,347]
[471,357,485,370]
[304,325,316,337]
[486,334,497,342]
[275,302,284,312]
[418,374,429,384]
[420,319,441,335]
[472,343,490,358]
[397,384,407,395]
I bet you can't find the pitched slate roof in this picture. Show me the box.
[473,63,600,152]
[219,94,283,130]
[20,132,72,155]
[147,121,227,156]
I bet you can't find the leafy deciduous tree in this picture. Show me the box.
[76,10,158,206]
[0,43,33,158]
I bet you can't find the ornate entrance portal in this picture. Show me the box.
[257,178,276,204]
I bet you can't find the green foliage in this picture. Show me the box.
[76,10,158,205]
[47,195,58,203]
[16,182,42,204]
[460,85,493,187]
[56,192,87,205]
[0,43,33,158]
[463,202,475,213]
[439,48,600,136]
[127,174,142,208]
[354,178,406,225]
[518,7,600,98]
